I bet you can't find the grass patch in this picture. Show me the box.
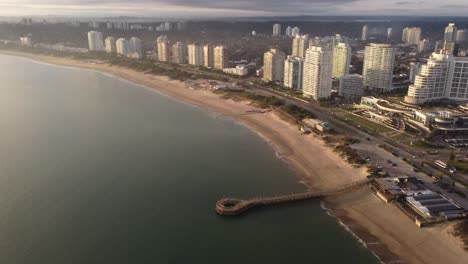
[449,160,468,172]
[343,114,392,133]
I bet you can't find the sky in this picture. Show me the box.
[1,0,468,17]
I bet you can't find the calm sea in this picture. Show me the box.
[0,54,378,263]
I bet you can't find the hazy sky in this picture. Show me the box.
[1,0,468,17]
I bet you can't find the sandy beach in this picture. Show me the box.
[1,50,466,263]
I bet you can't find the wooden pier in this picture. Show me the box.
[215,180,370,216]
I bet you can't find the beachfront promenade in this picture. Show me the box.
[216,179,371,216]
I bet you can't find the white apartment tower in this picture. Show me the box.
[273,24,281,36]
[363,43,396,92]
[129,37,142,59]
[116,38,129,56]
[87,31,104,51]
[332,43,351,79]
[292,27,300,37]
[187,43,204,66]
[214,46,229,70]
[285,26,293,37]
[172,42,187,64]
[283,56,303,91]
[292,34,310,59]
[405,53,468,104]
[339,74,364,99]
[104,36,116,53]
[263,48,286,82]
[362,25,368,41]
[418,39,431,53]
[402,27,422,45]
[203,44,214,68]
[445,23,458,42]
[302,45,333,99]
[156,35,170,62]
[456,29,467,43]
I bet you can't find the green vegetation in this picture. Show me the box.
[334,144,365,165]
[449,160,468,173]
[343,114,392,133]
[281,104,316,120]
[452,221,468,251]
[405,140,445,150]
[404,124,420,136]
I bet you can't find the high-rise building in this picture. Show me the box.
[285,26,293,37]
[339,74,364,99]
[409,62,421,83]
[445,23,458,42]
[283,56,303,90]
[156,35,170,62]
[387,28,393,39]
[203,44,214,68]
[187,43,204,66]
[87,31,104,51]
[292,34,310,59]
[263,48,286,82]
[171,42,187,64]
[302,45,333,99]
[116,38,129,56]
[363,43,396,92]
[362,25,368,41]
[418,39,431,53]
[332,43,351,79]
[214,46,229,70]
[456,29,467,43]
[106,22,113,29]
[273,24,281,36]
[104,36,116,53]
[402,27,422,45]
[292,27,300,37]
[20,35,33,47]
[405,53,468,104]
[129,37,142,59]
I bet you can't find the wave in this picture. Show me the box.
[321,201,385,264]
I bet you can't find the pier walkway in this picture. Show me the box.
[215,179,370,216]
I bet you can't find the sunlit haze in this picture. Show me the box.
[1,0,468,17]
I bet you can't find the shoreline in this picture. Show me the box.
[2,50,467,264]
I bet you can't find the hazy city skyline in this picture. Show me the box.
[2,0,468,17]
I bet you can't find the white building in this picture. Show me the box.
[284,56,303,91]
[363,43,396,92]
[339,74,364,99]
[405,53,468,104]
[402,27,422,45]
[445,23,458,42]
[128,37,142,59]
[332,43,351,79]
[285,26,293,37]
[223,65,249,76]
[263,48,286,82]
[203,44,214,68]
[302,45,333,99]
[104,36,116,53]
[418,39,431,53]
[187,43,204,66]
[214,46,229,70]
[116,38,129,56]
[387,27,393,39]
[87,31,104,51]
[456,29,467,43]
[20,35,32,47]
[273,24,281,36]
[172,42,187,64]
[362,25,368,41]
[292,34,309,59]
[156,35,170,62]
[292,27,300,37]
[409,62,421,83]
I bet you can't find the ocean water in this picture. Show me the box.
[0,54,378,264]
